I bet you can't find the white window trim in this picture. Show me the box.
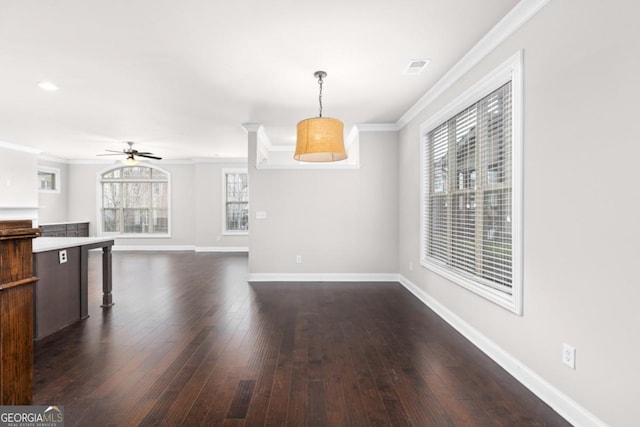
[222,168,249,236]
[419,50,523,315]
[38,166,61,193]
[96,163,172,238]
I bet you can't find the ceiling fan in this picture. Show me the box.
[97,141,162,164]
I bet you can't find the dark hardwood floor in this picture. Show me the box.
[33,252,570,426]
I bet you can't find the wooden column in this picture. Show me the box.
[0,220,41,404]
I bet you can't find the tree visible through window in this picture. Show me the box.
[223,170,248,234]
[100,165,169,235]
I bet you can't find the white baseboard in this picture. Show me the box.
[195,246,248,253]
[112,244,195,252]
[247,273,399,282]
[111,245,249,252]
[112,245,196,251]
[397,275,606,427]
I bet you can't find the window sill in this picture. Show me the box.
[421,258,521,315]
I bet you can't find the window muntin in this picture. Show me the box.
[426,82,512,291]
[100,165,169,236]
[223,170,248,234]
[421,52,522,314]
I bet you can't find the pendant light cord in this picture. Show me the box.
[317,74,323,118]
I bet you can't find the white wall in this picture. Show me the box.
[0,146,38,208]
[4,1,636,422]
[248,130,398,278]
[398,0,639,425]
[194,161,249,250]
[68,162,196,246]
[65,160,248,250]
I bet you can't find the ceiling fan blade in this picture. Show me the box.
[137,154,162,160]
[96,141,162,160]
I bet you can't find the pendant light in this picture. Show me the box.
[294,71,347,162]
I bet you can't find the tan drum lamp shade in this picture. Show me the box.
[294,71,347,162]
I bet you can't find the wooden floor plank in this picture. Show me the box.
[32,252,571,427]
[263,312,295,427]
[226,380,256,419]
[242,327,283,425]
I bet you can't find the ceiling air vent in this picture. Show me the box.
[403,59,431,75]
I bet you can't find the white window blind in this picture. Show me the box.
[424,82,514,294]
[223,170,249,234]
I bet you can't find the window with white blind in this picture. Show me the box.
[223,169,249,234]
[421,52,523,314]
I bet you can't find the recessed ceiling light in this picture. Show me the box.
[38,81,59,91]
[403,59,431,75]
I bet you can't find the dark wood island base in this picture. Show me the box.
[32,236,114,340]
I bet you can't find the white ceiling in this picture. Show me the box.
[0,0,520,160]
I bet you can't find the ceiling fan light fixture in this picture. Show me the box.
[124,155,138,166]
[97,141,162,162]
[294,71,347,162]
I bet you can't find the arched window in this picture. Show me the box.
[99,165,170,236]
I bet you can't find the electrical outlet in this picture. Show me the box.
[296,255,302,264]
[409,261,413,271]
[562,343,575,369]
[58,249,67,264]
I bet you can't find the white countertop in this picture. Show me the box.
[39,221,90,226]
[33,236,115,253]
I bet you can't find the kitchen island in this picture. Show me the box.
[32,236,115,340]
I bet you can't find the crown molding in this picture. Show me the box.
[38,153,68,163]
[241,123,263,133]
[0,140,41,154]
[65,158,166,165]
[45,157,247,165]
[190,157,248,163]
[356,123,401,132]
[396,0,551,128]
